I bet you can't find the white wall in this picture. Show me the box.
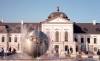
[41,18,75,54]
[74,34,100,52]
[0,33,22,52]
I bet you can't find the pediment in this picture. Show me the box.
[43,17,73,24]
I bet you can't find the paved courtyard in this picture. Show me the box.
[0,53,99,61]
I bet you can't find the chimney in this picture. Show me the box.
[21,20,24,25]
[93,20,96,25]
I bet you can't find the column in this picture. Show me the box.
[72,45,76,54]
[78,35,81,50]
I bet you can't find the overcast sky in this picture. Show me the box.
[0,0,100,23]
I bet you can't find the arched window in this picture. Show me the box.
[65,31,68,42]
[55,31,59,42]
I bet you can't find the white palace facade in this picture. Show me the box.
[0,10,100,56]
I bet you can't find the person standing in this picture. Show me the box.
[1,47,4,54]
[97,49,100,55]
[12,48,16,54]
[79,49,82,54]
[0,47,4,56]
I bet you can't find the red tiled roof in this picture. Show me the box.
[74,23,100,34]
[0,22,41,33]
[48,12,68,19]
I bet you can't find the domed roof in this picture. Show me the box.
[48,12,68,19]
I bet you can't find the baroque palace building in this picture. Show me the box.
[0,10,100,56]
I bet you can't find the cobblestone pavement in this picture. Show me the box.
[0,53,99,61]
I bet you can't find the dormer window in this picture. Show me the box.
[83,28,88,31]
[51,14,53,18]
[96,28,100,32]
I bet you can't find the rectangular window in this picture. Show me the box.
[87,38,90,43]
[65,31,68,42]
[94,47,97,51]
[9,37,11,42]
[94,38,97,44]
[2,37,5,42]
[81,38,84,43]
[75,38,77,42]
[65,45,68,51]
[15,37,17,42]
